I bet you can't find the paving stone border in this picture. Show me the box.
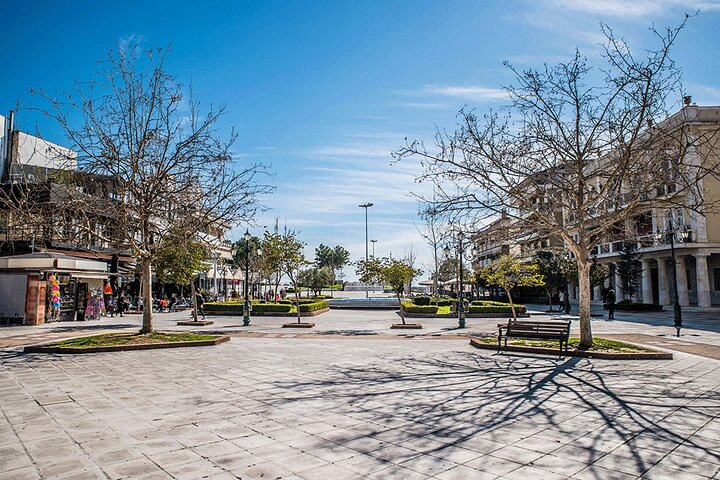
[23,335,230,354]
[391,323,423,329]
[403,312,530,318]
[469,338,674,360]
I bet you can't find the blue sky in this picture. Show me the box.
[2,0,720,280]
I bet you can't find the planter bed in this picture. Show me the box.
[403,312,530,319]
[24,332,230,354]
[207,307,329,317]
[176,320,214,326]
[282,322,315,328]
[391,323,422,329]
[470,337,672,360]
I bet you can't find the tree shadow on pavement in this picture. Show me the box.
[267,350,720,476]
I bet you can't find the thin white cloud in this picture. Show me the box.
[395,102,453,110]
[424,85,508,102]
[550,0,720,17]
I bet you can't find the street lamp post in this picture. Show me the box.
[371,239,377,257]
[655,219,690,337]
[359,203,373,298]
[243,230,251,326]
[445,232,467,329]
[210,252,220,299]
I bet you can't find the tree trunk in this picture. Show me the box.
[577,260,593,348]
[294,289,301,323]
[505,287,517,321]
[190,281,198,322]
[397,293,406,324]
[140,258,153,334]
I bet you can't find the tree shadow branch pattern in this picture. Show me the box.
[268,351,720,476]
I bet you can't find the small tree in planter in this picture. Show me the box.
[299,267,333,297]
[617,241,641,301]
[535,251,573,311]
[478,255,545,320]
[153,233,208,323]
[357,257,422,327]
[277,228,311,325]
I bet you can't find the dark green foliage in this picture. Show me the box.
[401,302,439,314]
[298,300,330,312]
[414,296,432,306]
[469,304,527,314]
[606,302,663,312]
[617,241,641,301]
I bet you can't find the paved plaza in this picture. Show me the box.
[1,307,720,479]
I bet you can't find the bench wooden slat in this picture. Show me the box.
[497,319,571,357]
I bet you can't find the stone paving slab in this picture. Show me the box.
[1,338,720,479]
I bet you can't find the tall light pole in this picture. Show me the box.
[370,239,377,257]
[655,219,690,337]
[359,203,373,298]
[210,252,220,299]
[444,231,467,329]
[243,230,251,326]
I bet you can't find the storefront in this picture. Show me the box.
[0,252,109,325]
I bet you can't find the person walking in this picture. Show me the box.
[564,289,571,314]
[607,288,616,320]
[196,293,206,320]
[103,280,114,317]
[116,291,127,317]
[558,290,565,312]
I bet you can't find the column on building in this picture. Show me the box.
[568,283,576,300]
[657,257,670,305]
[676,256,689,307]
[641,258,653,304]
[613,263,623,299]
[593,285,602,302]
[696,253,712,308]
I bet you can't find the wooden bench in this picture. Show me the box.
[497,320,571,357]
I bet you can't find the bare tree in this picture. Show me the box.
[35,44,273,333]
[395,19,720,347]
[415,203,445,296]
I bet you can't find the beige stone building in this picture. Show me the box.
[472,105,720,308]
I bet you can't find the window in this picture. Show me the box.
[714,268,720,292]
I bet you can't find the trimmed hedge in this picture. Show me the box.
[468,304,527,314]
[298,300,330,313]
[402,302,439,314]
[471,300,516,306]
[605,302,663,312]
[414,296,432,306]
[205,302,293,313]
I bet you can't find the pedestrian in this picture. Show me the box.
[116,291,127,317]
[558,290,565,312]
[607,288,616,320]
[196,293,206,320]
[564,291,571,314]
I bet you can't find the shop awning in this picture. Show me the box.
[0,252,108,273]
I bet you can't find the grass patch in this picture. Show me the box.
[474,337,653,353]
[47,332,220,348]
[437,306,451,315]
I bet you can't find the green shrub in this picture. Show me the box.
[205,302,243,312]
[298,300,330,312]
[605,302,663,312]
[471,300,516,306]
[414,296,432,306]
[252,303,293,313]
[468,304,527,314]
[402,301,439,314]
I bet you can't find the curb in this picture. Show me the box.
[23,335,230,354]
[391,323,423,329]
[282,323,315,328]
[469,338,673,360]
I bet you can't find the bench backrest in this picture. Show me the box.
[505,320,570,336]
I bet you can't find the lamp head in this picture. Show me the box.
[244,230,250,241]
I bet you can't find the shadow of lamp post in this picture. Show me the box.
[655,220,690,337]
[242,230,252,326]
